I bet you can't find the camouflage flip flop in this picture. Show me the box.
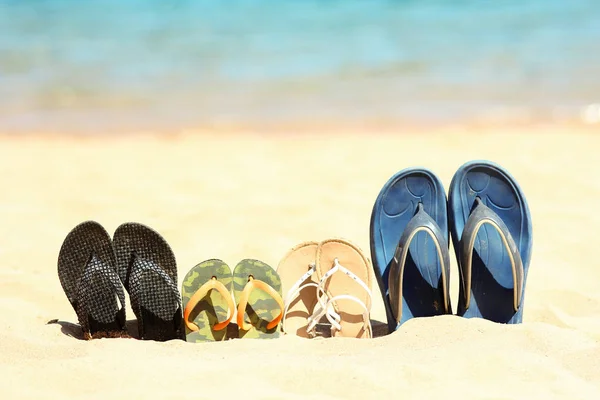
[181,259,235,342]
[113,222,184,342]
[233,259,284,339]
[57,221,128,340]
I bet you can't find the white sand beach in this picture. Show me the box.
[1,126,599,399]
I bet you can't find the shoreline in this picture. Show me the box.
[0,120,597,139]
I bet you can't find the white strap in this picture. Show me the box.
[305,291,331,334]
[282,263,318,334]
[322,294,372,337]
[283,262,317,307]
[307,258,372,337]
[318,258,372,299]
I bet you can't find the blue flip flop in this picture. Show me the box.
[448,160,532,324]
[370,168,452,332]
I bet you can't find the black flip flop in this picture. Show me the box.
[113,222,184,341]
[57,221,128,340]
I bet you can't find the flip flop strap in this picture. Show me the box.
[283,262,317,307]
[307,259,372,336]
[322,294,372,338]
[283,282,320,334]
[127,257,182,312]
[388,202,451,325]
[236,278,285,331]
[318,258,372,301]
[305,288,332,335]
[77,253,127,316]
[183,278,235,332]
[282,263,319,334]
[459,197,524,312]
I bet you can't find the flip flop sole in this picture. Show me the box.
[182,259,233,342]
[370,168,448,330]
[113,222,184,341]
[233,259,283,339]
[449,160,532,323]
[57,221,127,339]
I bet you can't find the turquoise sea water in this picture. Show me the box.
[1,0,599,133]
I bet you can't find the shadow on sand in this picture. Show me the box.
[47,319,139,340]
[47,317,389,340]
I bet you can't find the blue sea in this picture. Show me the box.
[1,0,599,133]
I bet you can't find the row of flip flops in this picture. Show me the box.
[57,160,532,341]
[182,239,374,342]
[276,160,532,337]
[57,221,373,341]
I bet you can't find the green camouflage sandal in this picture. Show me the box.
[181,259,235,342]
[233,259,284,339]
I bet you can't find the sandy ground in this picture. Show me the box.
[1,126,599,399]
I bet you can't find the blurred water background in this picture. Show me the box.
[1,0,599,133]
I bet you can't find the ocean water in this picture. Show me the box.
[1,0,599,133]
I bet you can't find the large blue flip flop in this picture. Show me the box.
[448,160,532,324]
[370,168,452,332]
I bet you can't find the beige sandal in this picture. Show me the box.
[313,239,372,339]
[277,242,320,338]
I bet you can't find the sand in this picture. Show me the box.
[1,126,599,399]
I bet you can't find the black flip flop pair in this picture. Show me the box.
[370,160,533,332]
[57,221,184,341]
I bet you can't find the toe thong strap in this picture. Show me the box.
[237,277,285,331]
[459,197,524,312]
[388,202,451,325]
[183,278,235,332]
